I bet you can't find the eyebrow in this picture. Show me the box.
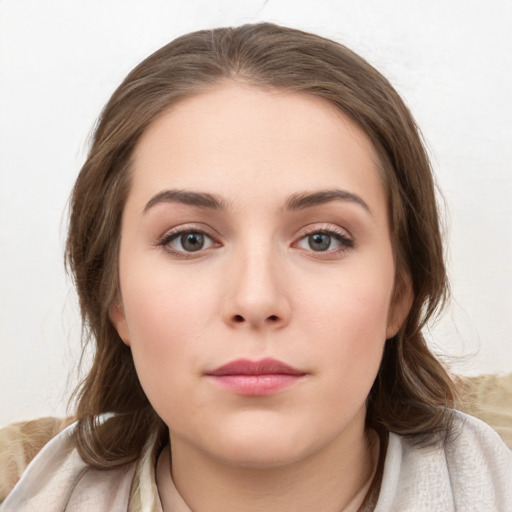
[144,189,225,212]
[143,188,371,216]
[285,189,372,215]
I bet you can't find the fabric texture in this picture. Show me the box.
[0,410,510,512]
[0,416,75,501]
[458,373,512,447]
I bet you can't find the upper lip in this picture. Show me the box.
[206,358,305,376]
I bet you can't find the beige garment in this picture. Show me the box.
[0,416,75,500]
[155,447,193,512]
[2,373,511,505]
[1,410,511,512]
[0,420,160,512]
[458,373,512,447]
[1,373,511,510]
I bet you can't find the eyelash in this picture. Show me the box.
[157,224,219,257]
[157,225,354,257]
[294,227,354,255]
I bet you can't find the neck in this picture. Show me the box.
[165,420,379,512]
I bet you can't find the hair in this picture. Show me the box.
[66,23,458,474]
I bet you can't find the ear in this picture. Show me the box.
[109,301,131,346]
[386,272,414,339]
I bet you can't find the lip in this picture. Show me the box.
[205,358,306,396]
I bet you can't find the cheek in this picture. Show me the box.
[306,262,394,339]
[118,265,218,398]
[300,257,395,382]
[121,256,217,337]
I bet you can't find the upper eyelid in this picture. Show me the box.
[156,227,220,257]
[159,223,218,241]
[158,226,220,256]
[156,222,353,248]
[294,223,353,239]
[292,224,355,251]
[295,229,353,245]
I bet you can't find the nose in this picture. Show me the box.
[222,244,291,330]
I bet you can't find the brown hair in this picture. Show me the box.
[66,23,457,471]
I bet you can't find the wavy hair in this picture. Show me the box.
[66,23,457,472]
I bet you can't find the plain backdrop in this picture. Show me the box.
[1,0,511,428]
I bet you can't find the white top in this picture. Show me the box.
[1,411,511,512]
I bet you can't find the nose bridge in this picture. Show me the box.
[224,234,290,328]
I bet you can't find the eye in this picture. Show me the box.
[160,229,217,254]
[295,229,353,253]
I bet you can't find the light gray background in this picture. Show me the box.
[1,0,511,428]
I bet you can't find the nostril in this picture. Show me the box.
[234,314,245,323]
[268,315,279,322]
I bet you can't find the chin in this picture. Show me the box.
[213,437,313,469]
[197,417,332,470]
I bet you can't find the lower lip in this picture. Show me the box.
[208,374,304,396]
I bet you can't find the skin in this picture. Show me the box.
[110,82,412,512]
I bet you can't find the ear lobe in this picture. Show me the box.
[109,301,131,346]
[386,273,414,339]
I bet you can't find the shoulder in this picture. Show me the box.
[375,411,512,512]
[443,410,512,506]
[0,418,138,512]
[0,417,75,502]
[457,373,512,448]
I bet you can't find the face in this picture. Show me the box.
[111,82,411,469]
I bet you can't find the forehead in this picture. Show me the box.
[129,82,386,215]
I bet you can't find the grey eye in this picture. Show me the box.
[296,229,353,254]
[162,228,217,255]
[307,233,332,251]
[180,232,205,252]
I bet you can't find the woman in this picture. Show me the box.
[1,23,510,512]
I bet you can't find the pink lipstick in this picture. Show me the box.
[205,358,306,396]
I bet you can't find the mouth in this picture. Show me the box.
[205,358,307,396]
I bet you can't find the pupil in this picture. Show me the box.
[309,233,331,251]
[182,232,204,252]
